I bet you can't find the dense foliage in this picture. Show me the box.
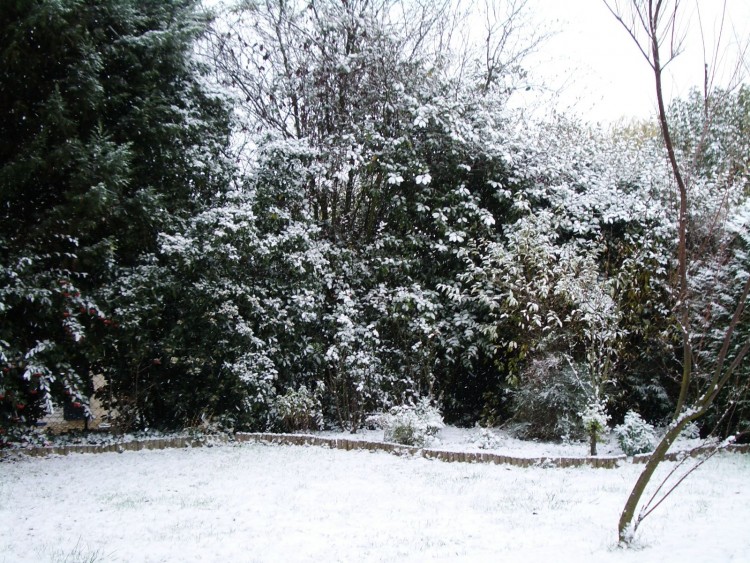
[0,0,233,435]
[2,0,748,443]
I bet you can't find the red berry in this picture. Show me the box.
[30,389,38,395]
[63,311,70,318]
[16,403,25,410]
[72,401,81,408]
[89,308,97,315]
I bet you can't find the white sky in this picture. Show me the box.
[203,0,749,123]
[519,0,750,123]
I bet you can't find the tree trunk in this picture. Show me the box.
[649,32,692,420]
[618,415,695,543]
[605,0,750,545]
[617,19,694,541]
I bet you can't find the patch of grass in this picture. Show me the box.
[37,537,114,563]
[96,490,218,511]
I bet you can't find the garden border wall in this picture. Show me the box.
[6,431,747,468]
[235,432,625,468]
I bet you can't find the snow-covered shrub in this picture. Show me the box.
[679,421,701,440]
[511,355,590,440]
[580,399,610,455]
[323,288,385,431]
[275,386,322,432]
[0,425,50,449]
[615,411,657,455]
[473,427,503,450]
[581,401,610,432]
[615,411,656,455]
[381,398,444,447]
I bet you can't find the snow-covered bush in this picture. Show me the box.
[679,421,701,440]
[0,425,50,450]
[581,402,610,431]
[580,399,610,455]
[511,355,590,440]
[473,427,503,450]
[615,411,657,455]
[381,398,444,447]
[275,386,322,432]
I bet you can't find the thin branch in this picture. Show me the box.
[602,0,654,67]
[638,445,719,524]
[639,399,738,520]
[704,273,750,399]
[639,442,694,516]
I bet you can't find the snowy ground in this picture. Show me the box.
[1,431,748,562]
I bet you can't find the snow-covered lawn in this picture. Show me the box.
[1,439,748,562]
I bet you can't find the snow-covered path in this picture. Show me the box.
[1,443,748,562]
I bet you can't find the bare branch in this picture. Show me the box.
[602,0,654,67]
[638,445,720,524]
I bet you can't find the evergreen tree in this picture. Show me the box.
[0,0,233,434]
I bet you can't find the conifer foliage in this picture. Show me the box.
[0,0,233,433]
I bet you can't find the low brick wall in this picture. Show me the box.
[15,435,229,458]
[234,433,627,469]
[632,443,750,463]
[6,432,748,468]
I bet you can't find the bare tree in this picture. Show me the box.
[201,0,547,242]
[603,0,750,544]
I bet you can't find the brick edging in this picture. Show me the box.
[631,443,750,463]
[4,432,748,468]
[3,435,230,459]
[235,432,626,468]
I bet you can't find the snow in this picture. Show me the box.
[1,433,748,562]
[322,426,628,458]
[319,425,715,459]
